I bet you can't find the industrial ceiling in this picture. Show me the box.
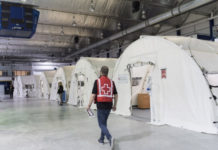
[0,0,217,63]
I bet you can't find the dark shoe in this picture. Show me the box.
[98,139,104,144]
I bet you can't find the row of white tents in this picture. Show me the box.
[14,75,41,98]
[13,36,218,134]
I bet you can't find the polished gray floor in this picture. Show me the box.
[0,98,218,150]
[131,107,151,122]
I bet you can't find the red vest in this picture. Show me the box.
[97,76,113,102]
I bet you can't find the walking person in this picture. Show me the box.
[87,66,118,149]
[57,82,64,105]
[9,83,14,99]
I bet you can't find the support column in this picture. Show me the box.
[176,29,181,36]
[210,19,214,41]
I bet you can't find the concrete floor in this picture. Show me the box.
[131,107,151,122]
[0,99,218,150]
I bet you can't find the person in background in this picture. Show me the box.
[87,66,118,149]
[9,83,14,99]
[57,82,64,105]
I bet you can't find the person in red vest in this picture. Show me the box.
[87,66,118,148]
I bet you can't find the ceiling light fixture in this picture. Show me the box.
[100,32,104,39]
[141,3,146,20]
[117,22,121,30]
[89,0,95,12]
[141,10,146,19]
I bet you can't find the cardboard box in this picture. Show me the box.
[137,93,150,109]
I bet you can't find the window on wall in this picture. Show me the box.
[3,71,8,76]
[0,71,8,76]
[13,71,31,76]
[132,77,142,86]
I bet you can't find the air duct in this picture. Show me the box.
[67,0,215,58]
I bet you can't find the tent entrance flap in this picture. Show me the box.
[75,73,87,107]
[207,73,218,122]
[25,84,34,98]
[127,61,155,121]
[207,74,218,100]
[40,80,45,98]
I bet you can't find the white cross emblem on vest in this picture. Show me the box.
[102,84,111,95]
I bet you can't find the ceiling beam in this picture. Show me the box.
[191,10,211,16]
[38,22,113,33]
[36,24,103,39]
[0,44,68,53]
[38,8,140,23]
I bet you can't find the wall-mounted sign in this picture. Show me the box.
[161,68,167,79]
[118,74,129,84]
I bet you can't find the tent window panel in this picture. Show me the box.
[132,77,142,86]
[57,77,61,80]
[25,84,34,89]
[206,74,218,101]
[78,81,85,87]
[207,74,218,86]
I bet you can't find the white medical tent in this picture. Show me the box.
[14,75,41,98]
[13,77,20,97]
[50,66,75,101]
[40,70,56,99]
[113,36,218,134]
[164,36,218,102]
[68,57,117,108]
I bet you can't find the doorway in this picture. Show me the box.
[75,73,86,107]
[127,61,155,122]
[0,81,12,99]
[40,80,45,98]
[206,73,218,123]
[24,84,34,98]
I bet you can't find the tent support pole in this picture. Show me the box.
[127,64,133,115]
